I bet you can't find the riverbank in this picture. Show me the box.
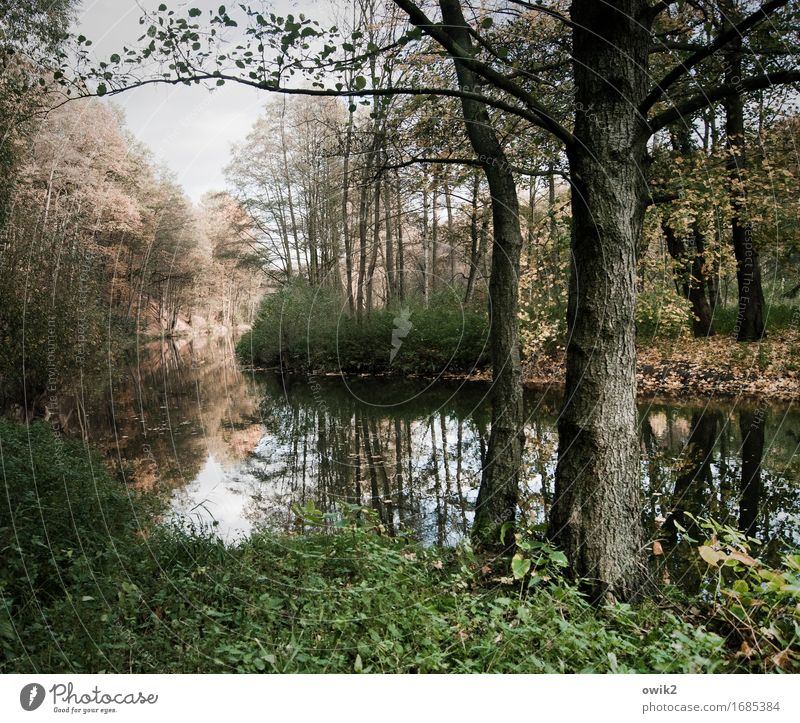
[245,329,800,401]
[1,419,798,673]
[522,330,800,400]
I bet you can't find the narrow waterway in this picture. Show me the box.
[77,334,800,589]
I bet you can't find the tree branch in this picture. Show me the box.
[640,0,790,114]
[55,72,549,130]
[381,154,569,178]
[648,68,800,133]
[391,0,575,147]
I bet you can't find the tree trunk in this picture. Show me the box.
[384,173,395,303]
[395,173,405,302]
[550,0,650,602]
[663,221,716,337]
[440,0,524,548]
[464,173,480,304]
[722,28,766,342]
[342,103,356,313]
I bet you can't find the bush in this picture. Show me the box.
[0,419,157,665]
[237,281,490,375]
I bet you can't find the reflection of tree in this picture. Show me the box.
[739,409,765,539]
[664,411,720,536]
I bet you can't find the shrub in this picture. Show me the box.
[237,282,491,375]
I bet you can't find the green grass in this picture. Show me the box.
[1,419,795,674]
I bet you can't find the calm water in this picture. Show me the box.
[80,336,800,583]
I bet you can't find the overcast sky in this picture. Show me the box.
[74,1,306,202]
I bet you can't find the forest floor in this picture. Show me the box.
[518,329,800,400]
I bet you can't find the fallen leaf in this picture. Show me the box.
[739,640,753,658]
[431,560,443,570]
[653,540,664,556]
[772,649,790,670]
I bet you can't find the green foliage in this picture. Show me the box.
[0,421,784,674]
[237,281,490,375]
[636,283,694,341]
[0,419,157,651]
[687,516,800,672]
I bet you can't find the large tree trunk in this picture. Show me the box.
[722,25,766,342]
[550,0,650,602]
[439,0,524,548]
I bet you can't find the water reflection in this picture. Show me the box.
[84,337,799,577]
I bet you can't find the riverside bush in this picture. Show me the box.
[237,281,491,374]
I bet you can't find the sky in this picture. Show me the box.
[74,0,306,202]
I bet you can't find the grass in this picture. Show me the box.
[1,419,797,674]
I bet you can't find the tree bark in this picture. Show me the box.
[550,0,650,602]
[663,221,716,337]
[439,0,524,548]
[722,25,766,342]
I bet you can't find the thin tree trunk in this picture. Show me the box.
[395,174,405,302]
[342,104,356,314]
[464,173,480,304]
[440,0,524,548]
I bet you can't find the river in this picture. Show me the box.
[79,334,800,589]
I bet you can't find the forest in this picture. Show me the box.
[1,0,799,675]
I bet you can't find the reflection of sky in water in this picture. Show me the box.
[169,417,488,546]
[168,386,800,559]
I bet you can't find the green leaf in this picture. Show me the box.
[511,553,531,580]
[188,8,202,17]
[109,53,120,64]
[354,75,367,91]
[732,579,749,595]
[96,83,107,96]
[353,653,363,672]
[549,550,568,567]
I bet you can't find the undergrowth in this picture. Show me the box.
[1,420,797,673]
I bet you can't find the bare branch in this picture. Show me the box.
[647,68,800,133]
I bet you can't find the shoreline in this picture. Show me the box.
[240,330,800,402]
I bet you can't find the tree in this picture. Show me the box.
[60,0,800,600]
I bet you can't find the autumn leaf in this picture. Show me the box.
[652,540,664,556]
[728,551,757,566]
[698,545,725,566]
